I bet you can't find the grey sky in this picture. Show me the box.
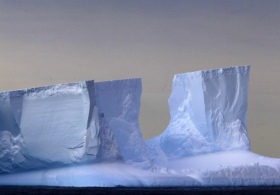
[0,0,280,157]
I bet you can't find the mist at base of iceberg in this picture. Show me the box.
[1,65,280,187]
[1,150,280,187]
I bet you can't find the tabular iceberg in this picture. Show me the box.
[1,65,280,187]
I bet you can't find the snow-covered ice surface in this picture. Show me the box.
[1,66,280,187]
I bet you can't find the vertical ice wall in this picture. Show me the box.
[95,79,149,164]
[147,66,250,160]
[19,82,99,163]
[0,77,147,174]
[202,67,250,150]
[0,92,21,137]
[0,81,101,173]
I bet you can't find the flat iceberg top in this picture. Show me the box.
[176,65,250,79]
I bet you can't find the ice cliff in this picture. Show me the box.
[147,66,250,161]
[0,81,99,173]
[95,79,149,164]
[2,65,280,187]
[0,79,147,173]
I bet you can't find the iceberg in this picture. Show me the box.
[147,66,250,161]
[1,65,280,187]
[0,81,100,173]
[0,78,147,174]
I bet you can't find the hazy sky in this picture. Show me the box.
[0,0,280,157]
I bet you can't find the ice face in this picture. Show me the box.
[0,78,148,174]
[0,131,12,152]
[147,66,250,160]
[0,81,100,173]
[95,78,149,164]
[2,66,280,187]
[19,83,98,163]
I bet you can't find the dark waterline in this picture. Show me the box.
[1,186,280,195]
